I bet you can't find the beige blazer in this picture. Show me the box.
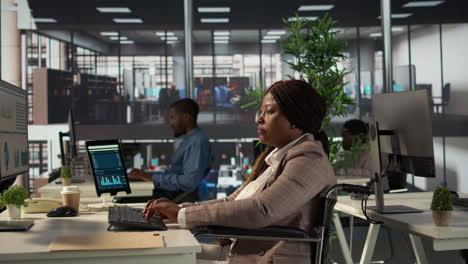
[185,134,337,264]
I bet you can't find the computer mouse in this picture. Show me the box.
[47,205,78,217]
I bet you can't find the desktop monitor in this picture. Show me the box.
[58,110,78,166]
[68,110,78,159]
[86,140,131,196]
[369,89,434,213]
[0,80,28,193]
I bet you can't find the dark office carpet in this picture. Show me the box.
[328,223,466,264]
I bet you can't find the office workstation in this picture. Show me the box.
[3,0,468,263]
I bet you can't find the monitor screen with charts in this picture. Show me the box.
[86,140,131,196]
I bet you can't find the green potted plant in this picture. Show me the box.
[0,185,29,219]
[280,14,354,163]
[60,165,72,186]
[431,185,453,227]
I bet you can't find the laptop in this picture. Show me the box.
[0,221,34,231]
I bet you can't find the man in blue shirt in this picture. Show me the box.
[129,98,212,200]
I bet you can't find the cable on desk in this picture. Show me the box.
[361,194,383,225]
[366,155,397,188]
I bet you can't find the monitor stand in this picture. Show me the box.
[86,192,128,211]
[86,194,116,212]
[367,205,423,214]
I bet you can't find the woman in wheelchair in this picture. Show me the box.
[143,80,337,263]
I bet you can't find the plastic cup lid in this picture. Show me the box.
[61,186,80,194]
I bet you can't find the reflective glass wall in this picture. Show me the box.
[20,20,468,191]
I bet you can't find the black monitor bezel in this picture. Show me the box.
[86,140,131,197]
[68,110,78,158]
[0,79,29,180]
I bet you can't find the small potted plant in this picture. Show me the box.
[431,185,453,227]
[60,164,72,186]
[0,185,29,219]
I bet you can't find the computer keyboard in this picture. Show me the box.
[450,192,468,207]
[453,197,468,207]
[108,206,167,231]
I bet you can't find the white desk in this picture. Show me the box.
[38,181,154,199]
[0,207,201,264]
[337,176,369,185]
[335,192,468,264]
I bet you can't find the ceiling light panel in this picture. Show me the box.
[261,40,277,43]
[298,5,334,11]
[392,13,413,18]
[214,36,230,40]
[120,40,134,44]
[34,18,57,23]
[403,1,444,7]
[369,28,406,37]
[97,7,131,13]
[161,37,178,41]
[113,18,143,23]
[214,31,230,36]
[377,13,413,19]
[201,18,229,23]
[155,32,175,36]
[214,40,229,44]
[267,30,286,35]
[110,36,128,40]
[100,32,119,36]
[263,35,281,40]
[198,7,231,13]
[287,16,318,22]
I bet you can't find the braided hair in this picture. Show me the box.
[244,80,329,185]
[267,80,330,156]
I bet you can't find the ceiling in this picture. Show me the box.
[27,0,468,50]
[28,0,468,30]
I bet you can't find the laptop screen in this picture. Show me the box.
[86,140,131,196]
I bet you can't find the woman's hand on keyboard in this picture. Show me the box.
[144,200,181,223]
[144,199,170,219]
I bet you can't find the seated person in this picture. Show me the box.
[337,119,372,177]
[143,80,337,263]
[129,98,213,200]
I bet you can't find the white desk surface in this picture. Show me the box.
[0,207,201,264]
[336,192,468,250]
[337,176,369,185]
[38,181,154,199]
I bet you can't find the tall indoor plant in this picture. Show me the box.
[280,14,355,165]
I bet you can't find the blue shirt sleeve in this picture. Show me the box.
[152,137,211,192]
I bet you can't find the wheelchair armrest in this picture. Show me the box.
[193,225,321,242]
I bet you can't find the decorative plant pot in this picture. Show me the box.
[7,204,21,220]
[61,178,72,186]
[432,210,452,227]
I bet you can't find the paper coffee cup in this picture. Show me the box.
[61,186,80,211]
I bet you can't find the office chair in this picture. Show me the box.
[193,184,370,264]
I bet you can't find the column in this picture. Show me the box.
[1,0,21,87]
